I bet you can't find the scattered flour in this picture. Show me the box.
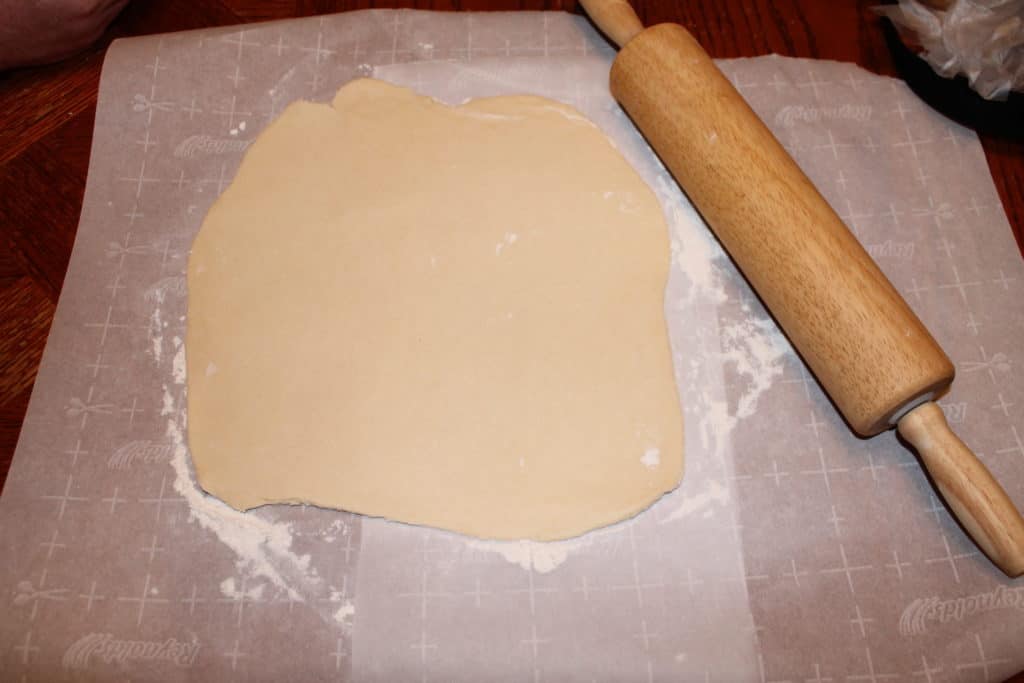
[319,519,347,543]
[659,480,730,524]
[494,231,519,255]
[656,174,728,307]
[140,257,357,633]
[219,577,266,601]
[167,417,313,598]
[334,600,356,626]
[149,305,163,364]
[650,165,789,530]
[641,447,661,469]
[145,279,181,365]
[154,307,344,625]
[467,538,585,574]
[699,398,735,454]
[160,385,174,417]
[655,171,791,419]
[719,317,792,419]
[171,337,186,385]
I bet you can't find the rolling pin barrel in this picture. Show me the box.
[610,24,953,437]
[578,0,1024,577]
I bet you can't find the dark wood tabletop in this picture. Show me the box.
[1,1,1022,500]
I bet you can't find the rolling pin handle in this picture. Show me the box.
[577,0,644,48]
[897,402,1024,577]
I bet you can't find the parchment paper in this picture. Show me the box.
[1,10,1022,682]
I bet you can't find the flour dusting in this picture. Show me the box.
[171,337,186,385]
[319,519,347,543]
[333,600,356,626]
[655,169,793,420]
[160,385,174,417]
[660,479,730,524]
[641,447,661,469]
[656,175,728,306]
[219,577,266,602]
[720,317,792,418]
[467,538,587,574]
[150,291,346,625]
[167,418,313,597]
[149,305,163,363]
[650,165,788,527]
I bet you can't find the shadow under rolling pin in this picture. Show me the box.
[577,0,1024,577]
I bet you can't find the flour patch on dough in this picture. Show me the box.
[641,447,661,469]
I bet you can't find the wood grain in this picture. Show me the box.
[610,21,956,436]
[899,402,1024,577]
[579,0,644,47]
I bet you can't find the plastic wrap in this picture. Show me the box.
[876,0,1024,99]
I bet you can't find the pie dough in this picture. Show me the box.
[186,79,683,540]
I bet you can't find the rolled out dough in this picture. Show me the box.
[186,78,683,540]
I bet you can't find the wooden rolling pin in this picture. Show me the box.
[578,0,1024,576]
